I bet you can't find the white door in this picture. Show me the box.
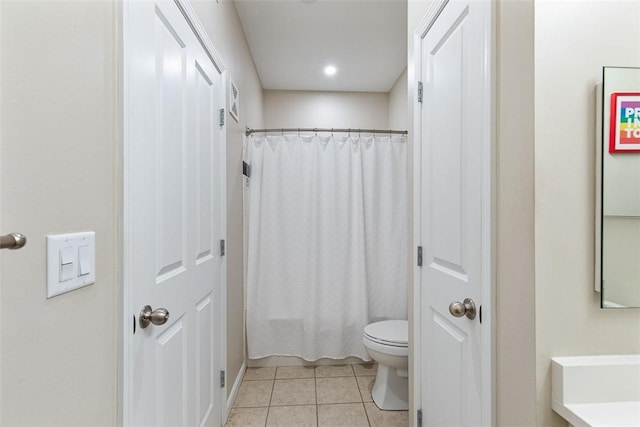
[415,0,493,425]
[124,0,226,425]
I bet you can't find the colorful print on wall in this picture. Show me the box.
[609,92,640,153]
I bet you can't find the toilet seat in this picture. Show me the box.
[363,335,408,357]
[363,320,408,347]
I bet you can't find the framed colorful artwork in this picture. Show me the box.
[609,92,640,153]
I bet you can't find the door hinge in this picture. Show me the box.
[417,81,423,103]
[417,409,423,427]
[219,108,225,126]
[220,370,225,388]
[220,239,225,257]
[479,304,482,324]
[417,246,423,267]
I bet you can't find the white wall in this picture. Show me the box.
[534,1,640,425]
[263,90,388,129]
[191,0,265,397]
[388,69,408,130]
[0,1,118,425]
[495,0,537,424]
[389,70,409,314]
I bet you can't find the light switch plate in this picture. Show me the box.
[46,232,96,298]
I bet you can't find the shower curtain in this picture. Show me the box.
[246,134,407,361]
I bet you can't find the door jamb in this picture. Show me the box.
[120,0,228,425]
[411,0,496,425]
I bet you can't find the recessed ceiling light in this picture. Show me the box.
[324,65,337,76]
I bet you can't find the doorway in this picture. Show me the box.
[413,0,494,425]
[122,0,227,425]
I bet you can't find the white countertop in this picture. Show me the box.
[551,355,640,427]
[557,402,640,427]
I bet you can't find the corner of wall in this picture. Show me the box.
[388,68,408,130]
[495,0,537,425]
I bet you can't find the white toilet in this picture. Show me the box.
[362,320,408,410]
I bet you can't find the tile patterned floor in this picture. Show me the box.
[226,364,408,427]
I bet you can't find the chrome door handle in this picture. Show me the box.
[139,305,170,328]
[449,298,477,320]
[0,233,27,250]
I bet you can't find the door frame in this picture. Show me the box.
[411,0,496,425]
[120,0,228,424]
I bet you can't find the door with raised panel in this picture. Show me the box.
[124,0,226,425]
[416,0,492,425]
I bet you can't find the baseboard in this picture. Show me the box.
[225,362,246,418]
[247,355,368,367]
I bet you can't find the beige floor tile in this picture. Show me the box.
[316,377,362,404]
[270,378,317,406]
[317,403,369,427]
[314,365,354,378]
[352,363,377,377]
[315,357,364,366]
[356,376,375,402]
[234,380,274,408]
[276,366,315,379]
[244,366,277,381]
[364,402,408,427]
[225,407,268,427]
[266,405,318,427]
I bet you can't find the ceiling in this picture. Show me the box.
[234,0,407,93]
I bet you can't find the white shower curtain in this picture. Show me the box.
[246,134,407,361]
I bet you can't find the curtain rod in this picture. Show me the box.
[245,127,408,136]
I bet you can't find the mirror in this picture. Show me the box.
[597,66,640,308]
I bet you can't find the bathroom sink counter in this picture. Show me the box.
[551,355,640,427]
[556,401,640,427]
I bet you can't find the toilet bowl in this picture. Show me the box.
[362,320,408,410]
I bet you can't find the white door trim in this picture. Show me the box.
[120,0,228,424]
[412,0,495,425]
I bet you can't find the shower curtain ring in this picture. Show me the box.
[298,128,300,137]
[314,128,317,137]
[331,128,334,137]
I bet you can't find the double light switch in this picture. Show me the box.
[47,232,96,298]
